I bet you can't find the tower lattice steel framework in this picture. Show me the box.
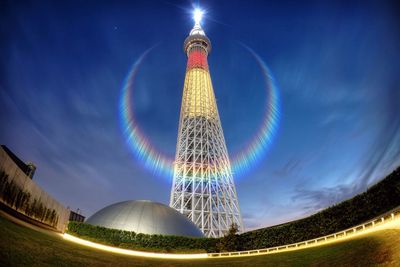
[170,20,243,237]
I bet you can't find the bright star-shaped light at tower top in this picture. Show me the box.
[193,8,204,25]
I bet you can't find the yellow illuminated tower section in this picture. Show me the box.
[170,11,243,237]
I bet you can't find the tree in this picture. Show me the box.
[217,223,240,252]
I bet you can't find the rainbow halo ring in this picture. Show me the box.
[119,45,281,179]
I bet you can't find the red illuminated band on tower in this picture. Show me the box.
[187,49,208,70]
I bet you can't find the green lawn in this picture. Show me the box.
[1,213,399,267]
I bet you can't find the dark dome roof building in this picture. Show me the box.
[86,200,204,237]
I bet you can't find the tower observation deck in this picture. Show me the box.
[170,16,243,237]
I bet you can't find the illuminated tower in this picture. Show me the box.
[170,11,243,237]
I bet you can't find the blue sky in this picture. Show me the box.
[1,0,399,230]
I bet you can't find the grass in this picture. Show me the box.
[0,213,399,267]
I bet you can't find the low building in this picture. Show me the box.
[1,145,36,179]
[69,210,85,222]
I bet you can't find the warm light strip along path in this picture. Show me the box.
[62,233,208,259]
[62,207,400,259]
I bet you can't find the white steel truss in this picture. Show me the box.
[170,21,243,238]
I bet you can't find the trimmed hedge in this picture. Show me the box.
[238,167,400,250]
[67,167,400,252]
[67,222,219,253]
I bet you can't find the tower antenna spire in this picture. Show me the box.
[190,8,206,37]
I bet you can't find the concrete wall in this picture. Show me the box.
[0,147,70,232]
